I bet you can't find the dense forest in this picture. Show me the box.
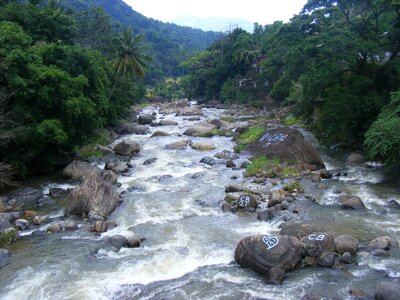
[61,0,223,80]
[183,0,400,166]
[0,0,152,186]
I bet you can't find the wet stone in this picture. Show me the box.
[302,232,335,258]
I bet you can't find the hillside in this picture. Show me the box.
[173,16,254,32]
[61,0,223,80]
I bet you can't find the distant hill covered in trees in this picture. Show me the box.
[62,0,224,80]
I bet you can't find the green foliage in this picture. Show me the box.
[282,115,304,126]
[235,126,265,153]
[245,156,280,177]
[283,182,303,193]
[0,228,16,247]
[364,90,400,165]
[245,156,300,178]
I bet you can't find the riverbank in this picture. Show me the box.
[0,100,399,299]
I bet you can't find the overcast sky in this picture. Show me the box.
[124,0,308,25]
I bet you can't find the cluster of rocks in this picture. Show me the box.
[235,223,399,285]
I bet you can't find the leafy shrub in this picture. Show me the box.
[235,126,265,152]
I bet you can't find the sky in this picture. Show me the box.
[124,0,309,25]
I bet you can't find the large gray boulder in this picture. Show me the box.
[375,282,400,300]
[246,127,325,170]
[2,187,43,208]
[138,115,156,125]
[183,122,216,137]
[334,235,359,255]
[234,234,303,274]
[301,232,335,257]
[339,195,366,210]
[114,123,149,135]
[176,106,204,116]
[63,160,100,180]
[66,171,119,219]
[113,140,140,156]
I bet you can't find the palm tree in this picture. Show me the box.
[108,27,151,101]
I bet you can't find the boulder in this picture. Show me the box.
[36,196,56,207]
[47,223,61,234]
[165,139,189,150]
[334,235,359,255]
[0,248,10,267]
[375,282,400,300]
[176,106,204,116]
[114,123,149,135]
[200,156,225,166]
[143,158,157,165]
[368,236,398,251]
[49,188,69,199]
[268,190,287,207]
[66,171,119,219]
[138,115,156,125]
[214,150,239,160]
[159,120,178,126]
[265,267,286,285]
[339,195,366,210]
[302,232,335,257]
[113,140,140,156]
[279,223,324,240]
[225,185,243,193]
[151,131,170,138]
[236,194,258,212]
[58,220,78,231]
[183,122,216,137]
[108,234,129,250]
[235,234,303,274]
[317,252,336,267]
[340,252,353,264]
[63,160,100,180]
[3,187,43,208]
[95,145,113,155]
[347,153,365,166]
[246,127,325,170]
[14,219,29,230]
[190,142,216,151]
[92,220,117,233]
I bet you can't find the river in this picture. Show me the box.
[0,105,399,299]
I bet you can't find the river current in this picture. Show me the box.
[0,106,399,299]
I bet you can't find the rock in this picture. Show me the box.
[334,235,359,255]
[114,123,149,135]
[236,194,258,212]
[268,190,287,207]
[159,120,178,126]
[92,220,117,233]
[257,209,275,222]
[66,171,119,219]
[183,122,216,137]
[165,139,189,150]
[214,150,239,160]
[190,142,216,151]
[32,215,48,225]
[150,131,170,138]
[113,140,140,156]
[226,160,236,168]
[88,210,105,222]
[127,238,145,248]
[339,195,366,210]
[265,267,285,285]
[176,106,204,116]
[95,145,113,155]
[368,236,398,251]
[0,212,21,228]
[340,252,353,264]
[317,252,336,267]
[14,219,29,230]
[375,282,400,300]
[319,169,333,179]
[371,249,390,257]
[312,173,321,183]
[47,223,61,234]
[109,234,129,250]
[159,175,173,182]
[138,115,156,125]
[388,200,400,209]
[304,256,317,266]
[0,249,10,267]
[347,153,365,166]
[350,288,368,299]
[302,232,335,257]
[36,196,56,207]
[3,187,43,208]
[221,202,232,212]
[240,161,251,169]
[143,158,157,165]
[114,163,129,174]
[246,127,325,170]
[225,185,243,193]
[63,160,100,180]
[49,188,69,199]
[200,156,225,166]
[58,220,78,231]
[234,234,303,274]
[279,223,323,240]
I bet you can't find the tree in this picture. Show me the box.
[108,27,151,100]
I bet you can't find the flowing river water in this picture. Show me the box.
[0,105,400,299]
